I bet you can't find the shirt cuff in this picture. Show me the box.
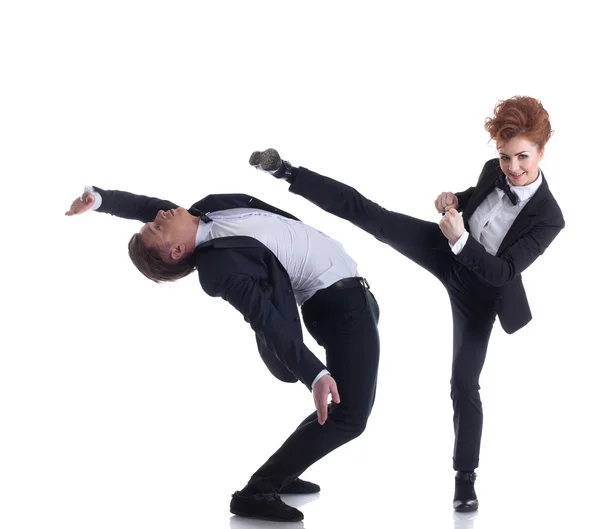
[449,230,469,255]
[84,186,102,210]
[311,369,330,389]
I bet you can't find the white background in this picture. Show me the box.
[1,1,598,528]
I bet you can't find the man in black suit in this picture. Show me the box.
[65,187,380,522]
[250,134,565,512]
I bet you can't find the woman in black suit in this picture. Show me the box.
[249,95,565,512]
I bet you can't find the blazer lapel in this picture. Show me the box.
[195,235,267,251]
[464,162,502,222]
[189,193,301,221]
[190,194,252,215]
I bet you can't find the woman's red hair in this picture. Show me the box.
[484,96,553,149]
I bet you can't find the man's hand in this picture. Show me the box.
[65,191,95,216]
[439,208,465,245]
[434,192,458,213]
[313,374,340,425]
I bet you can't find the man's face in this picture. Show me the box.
[139,207,197,261]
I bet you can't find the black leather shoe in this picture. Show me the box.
[280,478,321,494]
[230,491,304,522]
[249,148,294,181]
[453,471,479,512]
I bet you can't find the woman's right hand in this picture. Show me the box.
[434,192,458,213]
[65,191,95,216]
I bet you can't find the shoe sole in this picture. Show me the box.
[279,487,320,494]
[280,490,320,495]
[249,149,281,172]
[230,508,303,522]
[454,503,479,513]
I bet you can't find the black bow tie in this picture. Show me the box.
[189,207,213,223]
[494,175,518,205]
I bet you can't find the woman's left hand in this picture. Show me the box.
[439,208,466,245]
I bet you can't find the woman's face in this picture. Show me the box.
[497,136,544,187]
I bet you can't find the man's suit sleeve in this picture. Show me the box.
[208,272,327,390]
[455,215,565,287]
[90,186,179,223]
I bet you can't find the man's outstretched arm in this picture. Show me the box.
[66,186,179,223]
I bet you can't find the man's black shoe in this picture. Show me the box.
[280,478,321,494]
[230,491,304,522]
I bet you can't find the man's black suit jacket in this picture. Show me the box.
[288,158,565,334]
[91,188,326,390]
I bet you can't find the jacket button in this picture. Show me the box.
[294,317,300,323]
[286,289,293,295]
[462,256,467,262]
[473,265,479,271]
